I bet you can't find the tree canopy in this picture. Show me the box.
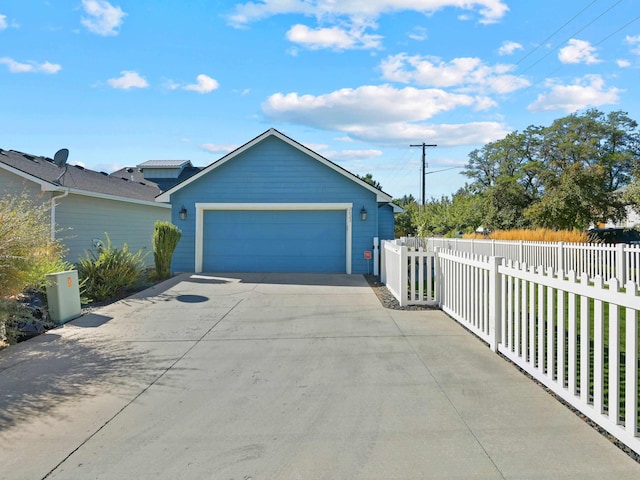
[462,109,640,231]
[393,109,640,238]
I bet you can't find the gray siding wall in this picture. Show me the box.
[55,194,170,265]
[0,169,51,202]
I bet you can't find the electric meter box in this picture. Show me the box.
[45,270,82,324]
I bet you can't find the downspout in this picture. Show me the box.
[50,189,69,241]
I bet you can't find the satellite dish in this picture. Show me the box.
[53,148,69,167]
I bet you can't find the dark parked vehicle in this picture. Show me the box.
[587,227,640,244]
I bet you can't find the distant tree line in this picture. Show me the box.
[392,109,640,237]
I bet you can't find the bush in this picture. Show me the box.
[77,234,148,303]
[0,192,68,297]
[153,221,182,280]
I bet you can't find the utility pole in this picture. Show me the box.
[410,142,437,206]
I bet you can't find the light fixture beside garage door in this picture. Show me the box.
[179,206,187,220]
[360,206,367,221]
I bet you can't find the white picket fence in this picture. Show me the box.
[380,241,640,456]
[380,241,436,306]
[400,237,640,285]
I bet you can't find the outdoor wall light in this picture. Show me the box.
[360,206,367,221]
[179,206,187,220]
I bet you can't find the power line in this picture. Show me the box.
[517,0,624,76]
[510,0,601,71]
[539,12,640,79]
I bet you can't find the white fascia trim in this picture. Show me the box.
[69,189,171,208]
[0,162,60,191]
[156,129,393,203]
[194,202,353,274]
[389,203,405,214]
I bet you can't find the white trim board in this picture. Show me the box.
[194,202,353,274]
[156,129,393,204]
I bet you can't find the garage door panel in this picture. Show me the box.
[203,210,346,272]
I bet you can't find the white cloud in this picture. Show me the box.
[81,0,126,36]
[328,149,383,161]
[262,84,506,146]
[227,1,509,27]
[626,35,640,55]
[201,143,238,154]
[39,61,62,74]
[0,14,7,30]
[183,74,219,93]
[286,24,382,50]
[162,79,181,91]
[379,53,530,94]
[107,70,148,89]
[558,39,600,64]
[343,121,509,147]
[0,57,61,74]
[617,59,631,68]
[407,26,428,41]
[527,75,622,112]
[498,40,523,56]
[263,84,484,129]
[304,143,330,152]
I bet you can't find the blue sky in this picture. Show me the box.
[1,0,639,200]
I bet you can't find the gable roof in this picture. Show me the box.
[0,148,166,206]
[156,128,394,203]
[110,162,202,192]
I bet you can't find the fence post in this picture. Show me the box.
[518,240,524,264]
[399,245,408,307]
[616,243,626,284]
[557,242,564,272]
[488,256,503,352]
[373,237,379,276]
[434,247,441,305]
[380,241,387,284]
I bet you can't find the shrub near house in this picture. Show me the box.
[0,193,71,345]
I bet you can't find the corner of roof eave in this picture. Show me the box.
[375,192,393,203]
[155,189,174,203]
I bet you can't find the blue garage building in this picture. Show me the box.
[157,128,399,274]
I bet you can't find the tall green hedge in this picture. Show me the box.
[153,221,182,280]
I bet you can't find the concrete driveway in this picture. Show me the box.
[1,272,639,479]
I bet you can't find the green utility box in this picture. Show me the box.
[45,270,82,324]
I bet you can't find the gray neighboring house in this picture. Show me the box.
[0,148,171,264]
[110,160,202,192]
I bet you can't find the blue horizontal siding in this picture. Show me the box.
[378,204,396,240]
[171,135,382,274]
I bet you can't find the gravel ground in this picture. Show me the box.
[364,274,438,310]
